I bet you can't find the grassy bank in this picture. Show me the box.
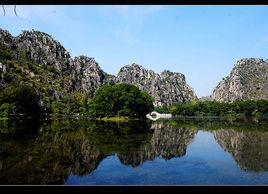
[96,116,130,122]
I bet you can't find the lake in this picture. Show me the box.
[1,118,268,185]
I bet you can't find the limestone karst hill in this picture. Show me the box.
[0,28,197,106]
[211,58,268,102]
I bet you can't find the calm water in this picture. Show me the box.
[1,118,268,185]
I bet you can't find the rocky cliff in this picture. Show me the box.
[0,28,196,106]
[116,64,197,106]
[211,58,268,102]
[71,56,105,98]
[15,30,73,74]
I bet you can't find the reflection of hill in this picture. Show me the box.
[2,118,267,184]
[214,129,268,172]
[0,119,197,184]
[118,122,197,167]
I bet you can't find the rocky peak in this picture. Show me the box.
[160,70,186,85]
[116,63,197,106]
[71,56,105,97]
[211,58,268,102]
[161,70,185,80]
[73,56,101,73]
[14,29,71,73]
[117,63,158,83]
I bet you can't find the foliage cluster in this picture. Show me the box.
[0,82,42,117]
[86,83,154,118]
[161,100,268,119]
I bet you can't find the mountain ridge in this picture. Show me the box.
[0,28,197,106]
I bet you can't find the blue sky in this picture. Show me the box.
[1,5,268,97]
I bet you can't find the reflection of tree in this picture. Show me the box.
[118,122,197,167]
[0,126,103,184]
[2,118,267,184]
[0,119,153,184]
[214,129,268,172]
[0,117,42,135]
[0,119,197,184]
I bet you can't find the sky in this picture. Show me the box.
[1,5,268,97]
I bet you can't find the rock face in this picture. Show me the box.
[116,64,197,106]
[0,29,72,74]
[199,96,212,101]
[0,62,6,88]
[214,129,268,172]
[0,28,196,105]
[15,30,72,74]
[211,58,268,102]
[71,56,105,97]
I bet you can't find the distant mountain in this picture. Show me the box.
[211,58,268,102]
[0,28,197,106]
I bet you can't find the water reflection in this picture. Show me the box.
[0,118,268,184]
[214,129,268,172]
[118,122,197,167]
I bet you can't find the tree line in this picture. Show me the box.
[0,82,154,119]
[154,100,268,119]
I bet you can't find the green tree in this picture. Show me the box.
[51,91,88,115]
[0,82,42,117]
[87,83,154,118]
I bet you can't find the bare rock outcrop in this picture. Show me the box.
[116,64,197,106]
[211,58,268,102]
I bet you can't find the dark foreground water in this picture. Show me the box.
[1,118,268,185]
